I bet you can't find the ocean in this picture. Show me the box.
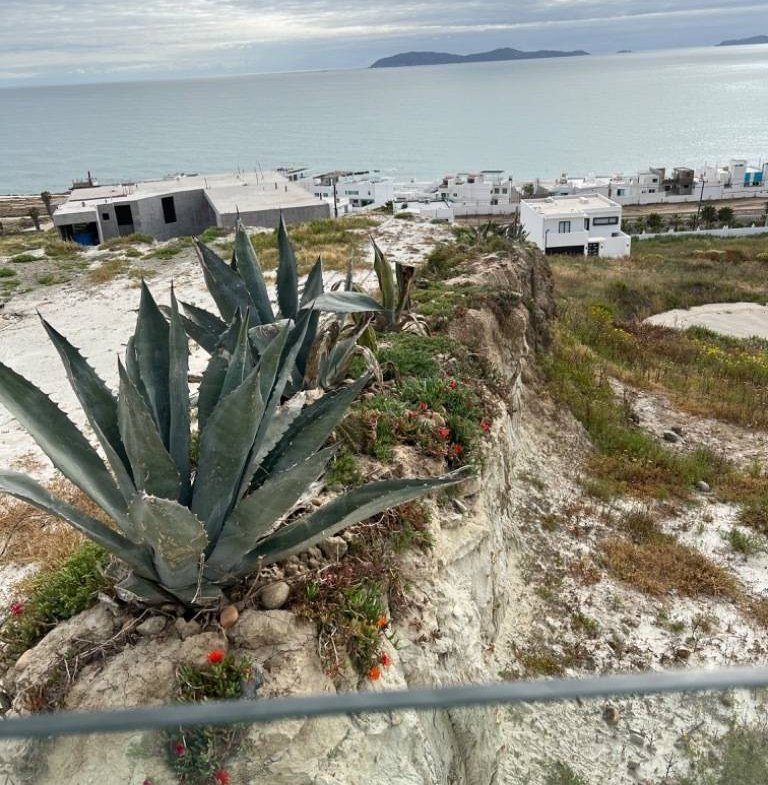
[1,45,767,194]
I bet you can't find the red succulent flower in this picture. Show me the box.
[368,665,382,681]
[451,443,463,456]
[9,601,24,616]
[380,652,392,668]
[213,769,231,785]
[437,426,450,440]
[207,649,225,664]
[449,380,458,390]
[173,741,186,757]
[143,779,154,785]
[418,401,428,412]
[376,614,388,629]
[480,420,491,433]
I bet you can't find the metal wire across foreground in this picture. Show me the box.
[2,665,768,740]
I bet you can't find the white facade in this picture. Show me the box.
[438,171,517,214]
[306,172,394,211]
[520,194,631,258]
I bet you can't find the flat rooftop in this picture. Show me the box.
[55,172,321,217]
[522,193,620,216]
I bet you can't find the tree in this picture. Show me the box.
[645,212,663,233]
[717,206,735,226]
[668,213,683,232]
[700,204,717,228]
[40,191,53,219]
[521,183,534,198]
[28,207,41,232]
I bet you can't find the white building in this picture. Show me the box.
[306,171,394,212]
[520,194,631,258]
[438,171,517,216]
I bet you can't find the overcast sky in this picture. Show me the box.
[1,1,765,86]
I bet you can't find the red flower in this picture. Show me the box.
[9,601,24,616]
[449,380,458,390]
[207,649,225,664]
[376,614,388,629]
[418,401,428,412]
[437,427,450,440]
[380,652,392,668]
[173,741,186,757]
[143,780,154,785]
[451,443,463,456]
[214,769,231,785]
[368,665,382,681]
[480,420,491,433]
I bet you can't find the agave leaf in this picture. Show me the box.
[300,256,324,308]
[256,374,369,483]
[40,316,135,502]
[197,350,229,434]
[395,262,416,316]
[318,318,374,389]
[0,470,153,576]
[295,257,324,380]
[125,336,150,406]
[194,239,252,323]
[205,448,335,581]
[276,215,298,320]
[304,291,383,314]
[118,361,181,501]
[219,310,254,400]
[192,366,265,542]
[0,360,127,524]
[372,238,397,321]
[234,221,274,324]
[168,288,191,504]
[129,495,207,590]
[248,320,291,355]
[134,282,171,444]
[243,468,471,567]
[180,301,228,340]
[166,308,220,354]
[115,574,177,605]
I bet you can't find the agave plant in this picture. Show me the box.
[176,217,383,392]
[0,283,468,607]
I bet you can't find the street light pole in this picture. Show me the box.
[694,175,705,229]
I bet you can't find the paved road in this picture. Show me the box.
[646,302,768,340]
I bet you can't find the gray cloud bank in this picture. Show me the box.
[1,1,765,85]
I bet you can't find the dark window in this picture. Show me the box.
[162,196,177,224]
[115,204,133,226]
[584,218,590,230]
[102,212,110,220]
[558,220,571,233]
[593,216,619,226]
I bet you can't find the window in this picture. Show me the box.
[592,216,619,226]
[648,188,656,193]
[558,220,571,233]
[502,187,508,194]
[161,196,177,224]
[584,218,590,230]
[102,212,110,220]
[616,189,625,196]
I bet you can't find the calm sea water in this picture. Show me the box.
[1,45,767,194]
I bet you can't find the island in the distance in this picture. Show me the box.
[370,47,589,68]
[718,35,768,46]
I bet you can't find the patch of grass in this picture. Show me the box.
[100,232,153,249]
[0,541,109,662]
[35,273,57,286]
[87,257,156,284]
[325,448,364,489]
[544,761,590,785]
[198,226,229,243]
[150,237,192,260]
[0,267,16,278]
[43,239,83,258]
[9,253,36,264]
[726,527,764,556]
[377,333,453,379]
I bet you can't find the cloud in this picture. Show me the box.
[0,1,764,84]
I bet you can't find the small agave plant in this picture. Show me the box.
[0,283,468,607]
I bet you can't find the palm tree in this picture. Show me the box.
[28,207,41,232]
[717,206,735,227]
[700,205,717,229]
[40,191,53,219]
[668,213,683,232]
[645,213,664,233]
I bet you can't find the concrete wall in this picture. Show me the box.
[130,190,216,241]
[635,225,768,241]
[216,202,330,230]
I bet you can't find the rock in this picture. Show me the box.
[307,557,321,569]
[173,618,202,640]
[629,731,646,747]
[675,646,692,661]
[179,632,228,667]
[136,616,167,637]
[662,430,680,443]
[453,499,468,514]
[602,704,620,725]
[671,426,685,436]
[303,546,323,562]
[319,536,348,561]
[260,581,291,610]
[220,605,240,629]
[695,480,711,493]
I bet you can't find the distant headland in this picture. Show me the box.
[370,47,589,69]
[718,35,768,47]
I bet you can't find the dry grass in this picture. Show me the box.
[87,257,157,284]
[0,478,108,569]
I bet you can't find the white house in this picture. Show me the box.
[306,171,394,212]
[520,194,631,258]
[438,171,517,216]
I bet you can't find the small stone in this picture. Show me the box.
[259,581,291,610]
[627,759,640,772]
[671,426,685,436]
[720,692,734,707]
[307,557,321,569]
[305,546,323,561]
[174,618,202,640]
[695,480,711,493]
[675,646,692,661]
[14,649,34,674]
[284,563,301,577]
[453,499,468,514]
[219,605,239,629]
[319,536,348,561]
[136,616,167,637]
[629,731,646,747]
[311,498,323,507]
[662,430,680,443]
[602,705,620,725]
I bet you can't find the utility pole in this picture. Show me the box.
[694,175,705,228]
[332,178,339,219]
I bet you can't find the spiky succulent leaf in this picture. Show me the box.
[40,316,135,502]
[168,288,191,504]
[304,291,384,314]
[117,362,180,501]
[194,240,252,323]
[205,447,334,581]
[276,215,298,320]
[372,239,397,322]
[234,221,274,324]
[0,470,153,576]
[180,301,228,340]
[248,321,290,355]
[395,262,416,316]
[318,318,375,389]
[129,495,207,590]
[295,257,324,379]
[134,282,171,443]
[242,468,471,567]
[0,359,127,524]
[219,311,254,400]
[115,574,176,604]
[197,350,229,434]
[192,366,265,542]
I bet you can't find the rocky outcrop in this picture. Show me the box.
[0,246,554,785]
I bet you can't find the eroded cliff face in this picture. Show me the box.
[0,247,555,785]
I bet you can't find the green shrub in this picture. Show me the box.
[100,233,153,249]
[10,253,36,264]
[545,761,590,785]
[0,268,16,278]
[0,542,109,660]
